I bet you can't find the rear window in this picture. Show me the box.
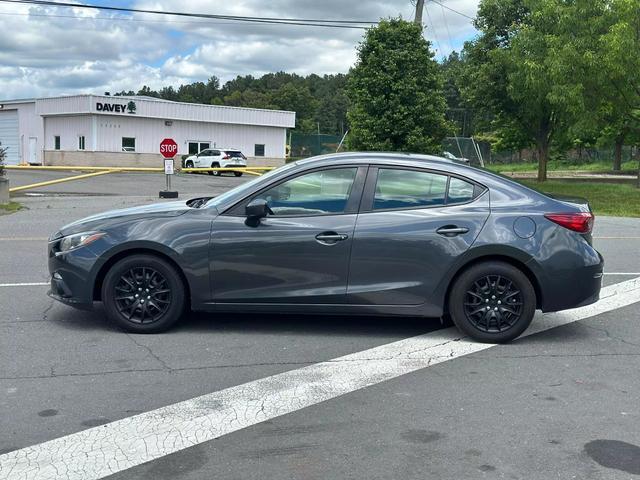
[225,151,246,159]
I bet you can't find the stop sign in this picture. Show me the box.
[159,138,178,158]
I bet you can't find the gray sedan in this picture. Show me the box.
[47,152,604,343]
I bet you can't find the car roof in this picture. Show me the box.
[294,151,461,169]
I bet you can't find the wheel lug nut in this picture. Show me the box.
[135,294,138,298]
[138,288,142,291]
[141,300,145,303]
[497,300,501,304]
[486,306,490,310]
[494,307,498,311]
[485,299,489,303]
[491,295,496,299]
[147,296,150,299]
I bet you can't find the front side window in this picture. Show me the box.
[252,168,357,216]
[373,169,447,210]
[122,137,135,152]
[54,136,60,150]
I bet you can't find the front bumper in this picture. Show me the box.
[47,242,98,310]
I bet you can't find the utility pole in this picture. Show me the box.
[414,0,425,26]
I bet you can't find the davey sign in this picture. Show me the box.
[96,101,136,114]
[160,138,178,159]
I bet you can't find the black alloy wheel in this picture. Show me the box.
[114,267,171,324]
[449,261,535,343]
[102,254,186,333]
[463,275,523,333]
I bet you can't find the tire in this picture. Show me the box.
[234,172,243,177]
[448,261,536,343]
[102,254,186,333]
[209,162,220,176]
[185,160,194,169]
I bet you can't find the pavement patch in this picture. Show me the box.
[1,277,638,480]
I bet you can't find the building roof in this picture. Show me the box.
[2,94,296,129]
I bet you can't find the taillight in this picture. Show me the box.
[544,212,594,234]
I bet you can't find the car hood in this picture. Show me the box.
[56,201,192,236]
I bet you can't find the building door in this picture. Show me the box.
[29,137,38,164]
[0,110,19,165]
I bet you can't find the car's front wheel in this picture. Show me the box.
[185,160,194,169]
[448,261,535,343]
[102,254,186,333]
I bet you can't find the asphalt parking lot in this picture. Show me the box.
[1,170,640,479]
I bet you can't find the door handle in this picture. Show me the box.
[315,232,349,245]
[436,225,469,237]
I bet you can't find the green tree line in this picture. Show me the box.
[115,73,349,135]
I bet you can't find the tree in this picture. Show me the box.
[347,19,450,153]
[595,0,640,171]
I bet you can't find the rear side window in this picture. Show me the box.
[373,169,447,210]
[225,151,246,159]
[447,177,475,204]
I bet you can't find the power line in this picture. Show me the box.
[0,11,251,26]
[0,0,379,29]
[427,0,475,21]
[423,7,444,58]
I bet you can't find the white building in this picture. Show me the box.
[0,94,296,166]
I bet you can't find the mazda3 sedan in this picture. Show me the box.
[48,153,604,343]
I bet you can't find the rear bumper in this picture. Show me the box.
[539,251,604,312]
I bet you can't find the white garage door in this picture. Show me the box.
[0,110,19,165]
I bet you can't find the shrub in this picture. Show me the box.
[0,141,6,177]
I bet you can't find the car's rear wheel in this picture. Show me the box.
[234,171,243,177]
[209,162,220,176]
[448,261,535,343]
[102,254,185,333]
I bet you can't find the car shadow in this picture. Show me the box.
[49,304,446,338]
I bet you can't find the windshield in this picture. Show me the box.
[204,162,298,209]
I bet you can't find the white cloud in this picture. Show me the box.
[0,0,479,99]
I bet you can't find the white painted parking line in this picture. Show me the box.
[1,277,639,480]
[604,273,640,276]
[0,282,49,288]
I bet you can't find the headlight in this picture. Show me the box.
[57,231,105,255]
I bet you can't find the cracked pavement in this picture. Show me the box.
[1,172,640,479]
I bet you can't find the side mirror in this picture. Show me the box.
[245,198,272,220]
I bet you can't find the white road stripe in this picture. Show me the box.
[0,282,49,287]
[1,277,639,480]
[603,272,640,276]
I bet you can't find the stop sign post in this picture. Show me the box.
[159,138,179,199]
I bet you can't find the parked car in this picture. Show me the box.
[47,152,603,343]
[442,151,470,164]
[183,148,247,176]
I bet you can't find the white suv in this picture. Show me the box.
[183,148,247,176]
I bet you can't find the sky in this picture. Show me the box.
[0,0,480,100]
